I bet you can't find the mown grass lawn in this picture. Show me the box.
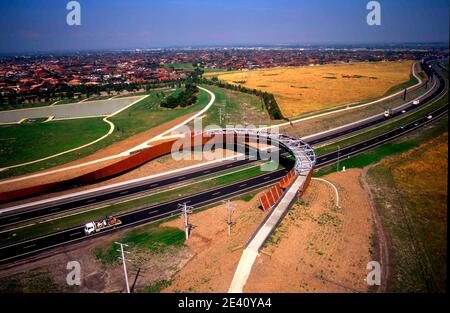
[0,87,211,179]
[0,117,109,168]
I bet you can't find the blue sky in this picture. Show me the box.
[0,0,448,53]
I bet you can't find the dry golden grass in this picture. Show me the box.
[368,131,448,292]
[207,61,414,117]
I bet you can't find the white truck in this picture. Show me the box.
[413,99,420,105]
[84,216,122,235]
[384,109,393,118]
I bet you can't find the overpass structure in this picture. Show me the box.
[203,129,317,293]
[0,59,446,266]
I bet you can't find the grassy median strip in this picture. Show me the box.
[0,161,280,246]
[314,114,448,177]
[315,90,449,157]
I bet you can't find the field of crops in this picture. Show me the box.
[207,61,414,117]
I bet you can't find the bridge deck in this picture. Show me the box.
[228,174,307,293]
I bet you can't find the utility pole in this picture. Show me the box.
[115,242,131,293]
[178,203,193,240]
[222,200,236,237]
[403,88,407,101]
[219,107,222,125]
[337,145,340,173]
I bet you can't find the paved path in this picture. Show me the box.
[0,87,215,184]
[0,96,148,172]
[228,175,307,293]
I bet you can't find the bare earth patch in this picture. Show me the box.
[0,225,191,293]
[162,194,267,293]
[245,169,374,292]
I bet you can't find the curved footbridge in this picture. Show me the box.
[203,128,316,293]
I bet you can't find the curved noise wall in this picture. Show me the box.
[0,132,281,202]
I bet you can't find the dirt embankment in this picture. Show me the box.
[0,148,238,209]
[244,169,375,292]
[0,168,381,293]
[162,168,377,293]
[162,194,267,293]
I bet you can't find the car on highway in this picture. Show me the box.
[413,100,420,105]
[427,115,433,119]
[401,110,406,113]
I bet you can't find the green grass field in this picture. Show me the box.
[94,225,185,265]
[0,88,211,179]
[383,73,420,96]
[314,115,448,177]
[198,84,270,128]
[366,128,447,292]
[0,117,109,168]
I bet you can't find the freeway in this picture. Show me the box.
[305,64,444,145]
[0,60,447,264]
[0,61,445,228]
[315,104,449,167]
[0,100,447,265]
[0,168,289,264]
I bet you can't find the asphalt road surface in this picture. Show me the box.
[0,62,444,227]
[0,61,447,264]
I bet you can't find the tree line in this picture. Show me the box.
[160,83,199,109]
[194,76,284,120]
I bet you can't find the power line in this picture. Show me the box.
[178,203,194,240]
[115,242,131,293]
[222,200,236,237]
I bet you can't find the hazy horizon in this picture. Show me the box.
[0,0,448,54]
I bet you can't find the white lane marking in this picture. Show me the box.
[0,223,36,234]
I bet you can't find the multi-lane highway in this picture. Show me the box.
[0,62,444,227]
[0,60,447,265]
[0,169,289,264]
